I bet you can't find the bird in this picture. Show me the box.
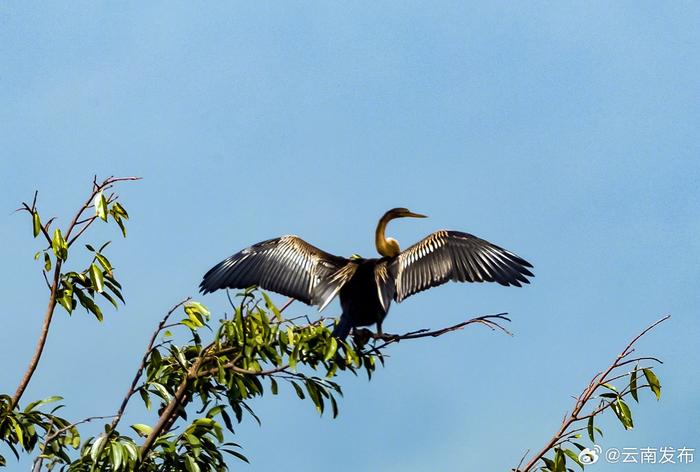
[199,208,533,339]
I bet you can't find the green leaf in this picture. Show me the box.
[109,204,129,237]
[103,273,122,289]
[110,442,123,471]
[541,457,555,471]
[100,290,119,309]
[75,288,103,321]
[587,416,595,442]
[206,405,224,419]
[261,292,280,319]
[104,279,125,304]
[95,253,113,276]
[324,337,338,362]
[553,448,566,472]
[114,217,127,237]
[90,435,107,462]
[94,191,108,221]
[563,448,584,470]
[305,380,323,413]
[288,346,298,371]
[220,409,234,434]
[7,417,24,447]
[24,395,63,412]
[122,441,139,462]
[612,398,634,429]
[149,382,172,402]
[71,432,81,449]
[630,367,639,402]
[57,282,74,314]
[130,424,153,438]
[44,253,52,272]
[139,388,151,410]
[184,302,209,328]
[291,381,305,400]
[184,454,200,472]
[89,263,105,293]
[51,228,68,260]
[330,394,339,418]
[112,202,129,219]
[643,368,661,400]
[222,449,249,463]
[32,211,41,237]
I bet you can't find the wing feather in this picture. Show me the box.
[200,236,351,309]
[392,230,534,302]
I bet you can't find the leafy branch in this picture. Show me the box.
[12,176,139,410]
[53,287,513,470]
[516,315,669,472]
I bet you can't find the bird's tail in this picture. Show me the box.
[331,316,352,339]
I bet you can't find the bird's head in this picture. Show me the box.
[384,207,428,220]
[375,208,428,257]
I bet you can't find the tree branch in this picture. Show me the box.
[11,259,63,408]
[136,308,511,464]
[360,313,512,355]
[11,176,140,409]
[108,298,191,435]
[139,339,218,461]
[32,415,116,472]
[516,315,670,472]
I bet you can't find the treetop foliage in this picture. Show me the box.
[1,176,667,472]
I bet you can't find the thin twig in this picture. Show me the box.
[279,298,294,314]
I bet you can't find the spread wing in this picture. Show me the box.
[391,230,534,302]
[200,235,353,310]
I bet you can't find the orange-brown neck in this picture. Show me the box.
[375,213,400,257]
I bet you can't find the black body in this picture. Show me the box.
[334,259,391,338]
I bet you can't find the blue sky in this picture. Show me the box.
[1,2,698,470]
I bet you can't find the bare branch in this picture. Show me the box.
[31,190,38,212]
[616,356,664,368]
[361,313,512,355]
[279,297,295,314]
[11,259,63,408]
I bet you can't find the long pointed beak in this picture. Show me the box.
[406,211,428,218]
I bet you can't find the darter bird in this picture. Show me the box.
[199,208,533,338]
